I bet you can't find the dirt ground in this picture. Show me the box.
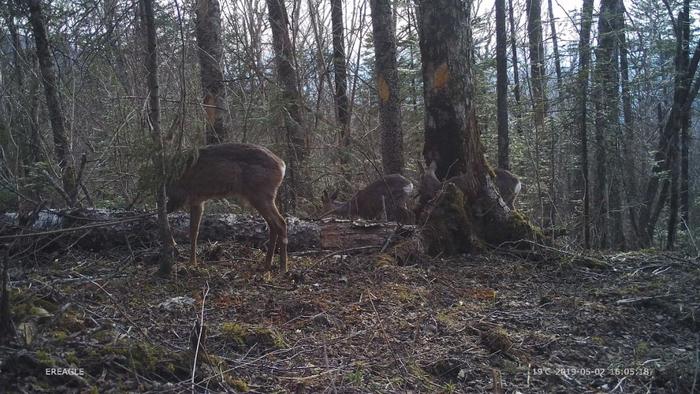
[0,240,698,393]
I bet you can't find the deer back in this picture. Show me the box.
[493,168,521,207]
[166,143,285,211]
[325,174,413,220]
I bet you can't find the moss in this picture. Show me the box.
[52,331,68,342]
[65,351,79,365]
[35,350,56,366]
[221,322,247,347]
[479,208,543,248]
[374,254,397,268]
[57,311,86,333]
[125,343,160,372]
[481,327,513,354]
[346,366,365,386]
[228,377,250,392]
[635,341,650,359]
[220,322,287,351]
[422,183,475,256]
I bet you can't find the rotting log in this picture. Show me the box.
[0,210,417,254]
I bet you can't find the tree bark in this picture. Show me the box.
[496,0,510,170]
[618,8,639,245]
[680,111,690,227]
[27,0,77,206]
[370,0,404,175]
[266,0,310,210]
[417,0,539,253]
[508,0,522,134]
[576,0,594,248]
[667,2,690,250]
[547,0,562,90]
[331,0,351,171]
[195,0,228,144]
[526,0,553,226]
[140,0,176,275]
[639,0,700,246]
[331,0,350,135]
[526,0,547,134]
[591,0,622,249]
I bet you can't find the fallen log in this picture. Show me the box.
[0,210,417,254]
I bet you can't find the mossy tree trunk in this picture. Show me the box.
[416,0,540,254]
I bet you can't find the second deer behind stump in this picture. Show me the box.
[321,174,414,223]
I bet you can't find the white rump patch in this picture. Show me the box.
[403,182,414,195]
[279,162,286,177]
[514,180,522,195]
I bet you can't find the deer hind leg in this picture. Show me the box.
[263,217,278,272]
[189,202,204,265]
[273,206,288,272]
[250,196,279,272]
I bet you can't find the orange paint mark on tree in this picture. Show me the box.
[434,63,450,90]
[378,76,391,102]
[204,94,216,125]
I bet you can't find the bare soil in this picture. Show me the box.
[0,242,698,393]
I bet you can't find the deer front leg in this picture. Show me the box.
[189,203,204,265]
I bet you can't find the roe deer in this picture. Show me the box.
[492,168,522,209]
[166,143,288,271]
[417,166,523,212]
[321,174,414,223]
[415,161,441,218]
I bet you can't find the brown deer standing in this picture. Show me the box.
[321,174,414,223]
[166,143,288,271]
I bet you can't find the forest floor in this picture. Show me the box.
[0,239,698,393]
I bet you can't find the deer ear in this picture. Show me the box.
[330,190,339,201]
[321,190,330,202]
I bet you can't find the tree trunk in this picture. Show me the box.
[680,111,690,227]
[27,0,77,206]
[526,0,547,134]
[640,1,699,246]
[508,0,522,134]
[667,2,690,250]
[547,0,562,90]
[591,0,622,249]
[195,0,228,144]
[331,0,351,172]
[370,0,404,175]
[417,0,539,253]
[619,8,639,246]
[140,0,176,276]
[496,0,510,170]
[266,0,310,210]
[331,0,350,132]
[526,0,553,226]
[576,0,594,248]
